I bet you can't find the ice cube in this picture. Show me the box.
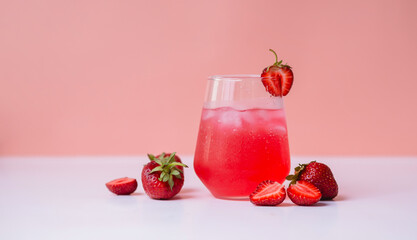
[218,109,242,128]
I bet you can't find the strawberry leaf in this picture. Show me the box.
[168,175,174,190]
[159,172,166,181]
[167,162,188,169]
[167,152,177,164]
[286,174,294,180]
[171,170,180,176]
[286,163,309,185]
[150,166,163,173]
[162,173,169,182]
[147,154,156,161]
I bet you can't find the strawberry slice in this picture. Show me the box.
[249,180,286,206]
[261,49,294,96]
[106,177,138,195]
[287,180,321,206]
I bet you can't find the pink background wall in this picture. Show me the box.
[1,0,416,156]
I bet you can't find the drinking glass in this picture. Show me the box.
[194,75,291,199]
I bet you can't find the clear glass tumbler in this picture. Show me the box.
[194,75,291,199]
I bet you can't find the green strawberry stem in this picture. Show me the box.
[266,49,291,72]
[267,49,283,72]
[269,49,279,65]
[147,152,188,190]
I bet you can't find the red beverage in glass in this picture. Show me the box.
[194,75,291,199]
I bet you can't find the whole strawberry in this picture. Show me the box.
[141,152,188,200]
[286,161,338,200]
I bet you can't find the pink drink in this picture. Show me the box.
[194,106,290,199]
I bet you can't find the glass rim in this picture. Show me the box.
[209,74,262,81]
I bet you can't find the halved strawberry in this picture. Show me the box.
[261,49,294,96]
[287,180,321,206]
[106,177,138,195]
[249,180,286,206]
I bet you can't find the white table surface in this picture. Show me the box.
[1,156,416,240]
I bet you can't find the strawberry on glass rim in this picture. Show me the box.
[261,49,294,96]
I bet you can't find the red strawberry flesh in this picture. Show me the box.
[261,73,282,97]
[106,177,138,195]
[250,180,286,206]
[277,67,294,96]
[287,180,321,206]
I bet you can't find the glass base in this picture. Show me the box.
[213,195,250,201]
